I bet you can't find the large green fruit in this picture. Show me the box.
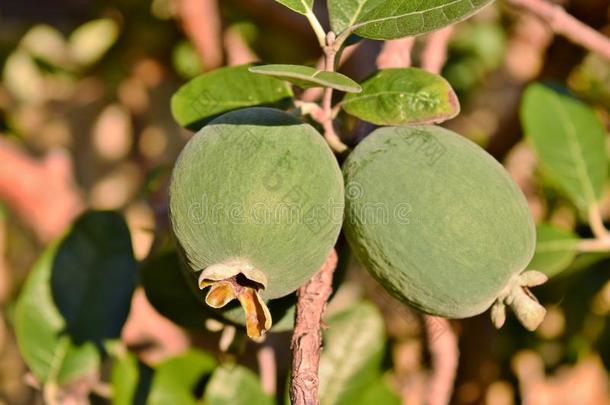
[169,107,343,338]
[343,125,546,331]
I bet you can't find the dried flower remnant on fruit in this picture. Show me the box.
[199,259,271,339]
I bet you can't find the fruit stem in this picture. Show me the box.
[321,32,349,153]
[305,11,327,48]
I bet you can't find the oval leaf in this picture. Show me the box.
[171,64,293,131]
[358,377,401,405]
[141,250,209,330]
[328,0,495,40]
[69,19,119,66]
[51,211,137,345]
[108,343,140,405]
[148,350,217,405]
[342,68,459,125]
[527,223,579,278]
[318,302,385,405]
[275,0,313,14]
[521,83,608,214]
[204,364,273,405]
[249,64,362,93]
[15,244,100,385]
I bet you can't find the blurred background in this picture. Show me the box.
[0,0,610,404]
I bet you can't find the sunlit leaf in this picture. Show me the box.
[15,244,100,385]
[20,24,70,68]
[274,0,313,15]
[173,41,203,79]
[148,350,217,405]
[249,64,361,93]
[328,0,495,40]
[171,65,294,130]
[527,224,580,278]
[108,342,139,405]
[521,83,608,214]
[3,51,44,103]
[318,302,385,405]
[342,68,459,125]
[204,364,273,405]
[69,19,119,66]
[358,377,400,405]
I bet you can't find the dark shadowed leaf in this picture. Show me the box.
[521,84,608,214]
[148,350,217,405]
[15,244,100,385]
[141,250,209,330]
[318,302,385,405]
[50,211,137,345]
[249,64,362,93]
[171,65,293,130]
[527,224,579,278]
[342,68,459,125]
[328,0,495,40]
[204,364,274,405]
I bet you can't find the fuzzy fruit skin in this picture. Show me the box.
[169,107,344,301]
[343,125,536,319]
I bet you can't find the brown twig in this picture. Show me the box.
[175,0,223,70]
[377,37,416,69]
[505,0,610,60]
[424,316,459,405]
[421,26,455,74]
[290,250,338,405]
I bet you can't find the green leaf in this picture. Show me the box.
[521,84,608,214]
[527,223,579,278]
[204,364,274,405]
[171,64,293,131]
[249,64,362,93]
[141,250,209,330]
[358,377,400,405]
[108,343,139,405]
[274,0,313,15]
[51,211,137,345]
[15,244,100,385]
[69,19,119,66]
[328,0,495,40]
[20,24,69,68]
[148,350,217,405]
[3,50,44,103]
[342,68,459,126]
[318,302,385,405]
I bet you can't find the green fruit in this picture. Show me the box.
[343,125,546,331]
[169,107,344,338]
